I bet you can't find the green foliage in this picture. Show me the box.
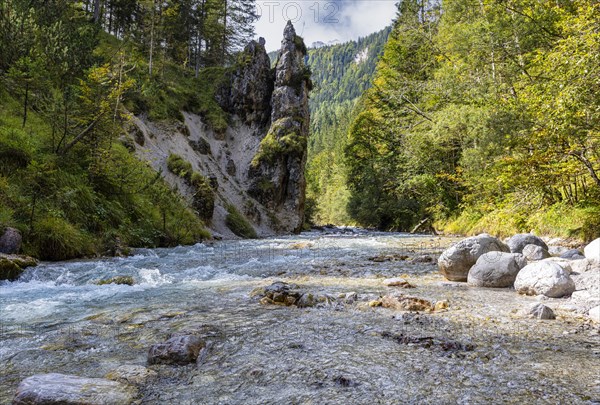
[342,0,600,239]
[305,28,390,225]
[28,216,95,260]
[225,204,257,239]
[167,153,193,179]
[167,153,215,222]
[252,118,306,166]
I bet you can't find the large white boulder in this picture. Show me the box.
[467,252,527,288]
[584,238,600,262]
[438,234,510,282]
[514,261,575,298]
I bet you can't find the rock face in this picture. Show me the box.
[247,21,310,233]
[507,233,548,254]
[584,238,600,261]
[147,335,205,365]
[220,38,273,128]
[0,227,21,254]
[438,234,510,282]
[522,244,551,261]
[467,252,527,288]
[514,261,575,298]
[12,373,136,405]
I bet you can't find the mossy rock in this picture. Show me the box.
[0,254,37,281]
[95,276,135,286]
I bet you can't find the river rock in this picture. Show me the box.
[584,238,600,261]
[12,373,136,405]
[507,233,548,254]
[559,249,585,260]
[0,227,21,254]
[524,303,556,320]
[0,253,37,281]
[147,335,205,365]
[570,269,600,308]
[438,233,510,282]
[106,365,156,385]
[95,276,135,286]
[380,294,434,312]
[588,306,600,323]
[467,252,527,288]
[569,258,600,274]
[383,277,414,288]
[540,257,573,274]
[514,261,575,298]
[522,244,550,261]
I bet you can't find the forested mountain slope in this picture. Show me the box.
[345,0,599,240]
[304,27,390,224]
[0,0,311,260]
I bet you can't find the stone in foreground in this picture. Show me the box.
[583,238,600,261]
[106,365,157,385]
[12,373,136,405]
[380,294,434,312]
[522,244,550,261]
[438,233,510,282]
[467,252,527,288]
[525,303,555,320]
[147,335,205,365]
[383,277,414,288]
[514,261,575,298]
[507,233,548,254]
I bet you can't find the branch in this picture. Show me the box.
[59,114,104,155]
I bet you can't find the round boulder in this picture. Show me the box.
[507,233,548,254]
[522,244,550,261]
[438,233,510,282]
[584,238,599,262]
[559,249,585,260]
[0,227,21,254]
[514,261,575,298]
[467,252,527,288]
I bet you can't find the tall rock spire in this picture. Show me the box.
[248,21,311,233]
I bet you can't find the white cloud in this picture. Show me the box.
[254,1,397,52]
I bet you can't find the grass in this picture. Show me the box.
[439,201,600,243]
[225,204,257,239]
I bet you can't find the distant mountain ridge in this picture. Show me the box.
[303,27,391,225]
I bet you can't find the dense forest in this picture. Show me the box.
[0,0,258,259]
[343,0,599,240]
[305,28,390,224]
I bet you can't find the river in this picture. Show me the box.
[1,230,598,404]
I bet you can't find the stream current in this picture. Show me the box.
[1,230,599,404]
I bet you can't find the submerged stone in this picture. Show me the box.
[12,373,136,405]
[148,335,205,365]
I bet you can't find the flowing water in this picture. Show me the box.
[1,230,599,404]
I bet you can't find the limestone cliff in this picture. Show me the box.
[130,22,310,238]
[248,21,311,233]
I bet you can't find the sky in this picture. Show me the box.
[254,0,398,51]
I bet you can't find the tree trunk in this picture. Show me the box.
[22,82,28,128]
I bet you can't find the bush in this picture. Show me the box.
[225,204,257,239]
[167,153,193,179]
[28,216,95,260]
[190,172,215,222]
